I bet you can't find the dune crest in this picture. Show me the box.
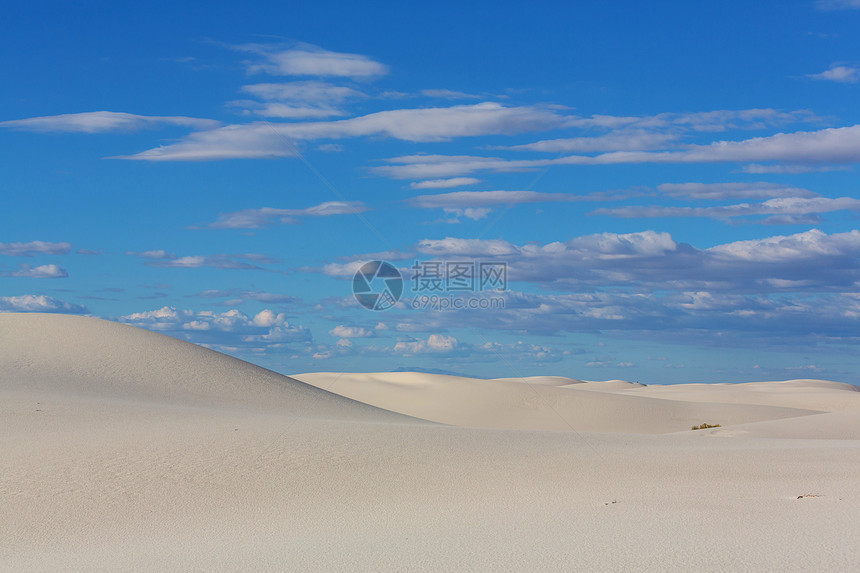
[0,313,411,421]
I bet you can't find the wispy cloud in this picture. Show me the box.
[0,111,220,133]
[408,189,603,220]
[119,103,569,160]
[0,294,87,313]
[114,123,297,161]
[196,289,299,304]
[565,109,816,133]
[3,264,68,278]
[409,177,481,189]
[420,89,481,100]
[815,0,860,10]
[376,124,860,178]
[593,196,860,223]
[656,182,818,200]
[127,251,278,270]
[806,64,860,83]
[234,80,365,118]
[237,43,388,78]
[204,200,369,229]
[501,131,679,152]
[0,241,72,256]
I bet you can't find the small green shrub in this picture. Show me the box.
[691,423,721,430]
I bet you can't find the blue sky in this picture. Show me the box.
[2,0,860,383]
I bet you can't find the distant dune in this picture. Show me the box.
[2,313,859,571]
[293,371,858,433]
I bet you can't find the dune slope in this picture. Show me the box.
[0,313,412,421]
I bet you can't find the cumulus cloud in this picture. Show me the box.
[127,251,278,270]
[0,111,219,133]
[238,43,388,78]
[204,201,369,229]
[408,229,860,292]
[0,294,88,314]
[120,306,311,351]
[393,334,458,354]
[389,287,860,345]
[806,64,860,83]
[329,325,372,338]
[0,241,72,256]
[3,264,68,278]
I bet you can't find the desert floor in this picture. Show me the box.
[2,313,859,571]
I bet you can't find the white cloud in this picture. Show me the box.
[656,182,818,200]
[409,190,580,210]
[3,264,68,278]
[205,201,369,229]
[567,109,816,133]
[408,189,615,221]
[239,43,388,78]
[739,164,845,174]
[197,289,298,304]
[706,229,860,263]
[128,251,278,270]
[236,81,365,118]
[402,229,860,293]
[409,177,481,189]
[806,64,860,83]
[420,89,481,99]
[416,237,521,257]
[0,294,87,313]
[0,111,219,133]
[120,104,569,160]
[816,0,860,10]
[329,325,372,338]
[376,124,860,178]
[319,260,367,278]
[502,131,679,152]
[0,241,72,256]
[375,154,543,179]
[119,306,310,350]
[593,196,860,223]
[393,334,458,354]
[115,123,297,161]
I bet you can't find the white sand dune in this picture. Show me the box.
[3,313,860,571]
[293,371,835,433]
